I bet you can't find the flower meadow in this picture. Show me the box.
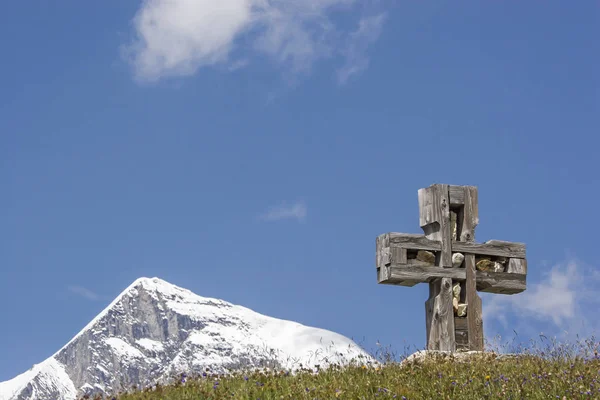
[82,335,600,400]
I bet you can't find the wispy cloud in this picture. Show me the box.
[68,285,102,301]
[337,13,387,84]
[228,59,250,72]
[123,0,387,83]
[260,201,307,222]
[483,258,600,340]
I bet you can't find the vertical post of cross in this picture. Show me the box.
[451,185,484,351]
[419,184,484,351]
[419,184,455,351]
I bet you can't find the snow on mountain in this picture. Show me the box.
[0,277,372,400]
[0,359,77,400]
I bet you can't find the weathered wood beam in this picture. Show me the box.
[387,233,442,251]
[384,265,465,284]
[455,329,469,349]
[377,265,390,282]
[454,317,468,331]
[507,258,527,274]
[448,185,466,207]
[379,265,526,294]
[425,278,455,351]
[476,270,527,294]
[418,184,453,268]
[455,185,482,352]
[455,317,469,350]
[465,254,484,351]
[377,234,435,269]
[460,186,478,242]
[452,240,526,259]
[380,234,525,259]
[376,234,391,268]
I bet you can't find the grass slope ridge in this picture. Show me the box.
[95,335,600,400]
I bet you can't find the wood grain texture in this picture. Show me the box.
[468,186,479,228]
[388,233,442,251]
[418,186,439,236]
[465,254,484,351]
[455,330,469,348]
[460,186,478,242]
[449,185,465,206]
[386,265,465,283]
[382,265,526,292]
[386,233,525,259]
[376,234,391,268]
[418,184,452,267]
[425,278,455,351]
[452,240,526,258]
[454,317,468,331]
[476,271,527,294]
[507,258,527,274]
[393,247,408,265]
[438,185,452,268]
[377,266,390,282]
[425,281,438,348]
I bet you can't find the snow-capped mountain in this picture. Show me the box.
[0,277,372,400]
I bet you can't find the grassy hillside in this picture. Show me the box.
[84,336,600,399]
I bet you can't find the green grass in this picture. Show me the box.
[84,335,600,399]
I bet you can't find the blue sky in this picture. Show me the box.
[1,0,598,381]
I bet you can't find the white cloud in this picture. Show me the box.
[260,201,307,222]
[483,259,600,340]
[337,13,386,84]
[124,0,385,82]
[68,285,101,301]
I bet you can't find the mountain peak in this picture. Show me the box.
[124,277,222,304]
[125,276,177,295]
[129,276,168,288]
[1,277,372,400]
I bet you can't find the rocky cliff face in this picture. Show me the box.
[0,277,371,400]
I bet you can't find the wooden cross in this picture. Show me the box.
[375,184,527,352]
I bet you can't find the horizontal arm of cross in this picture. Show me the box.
[381,265,525,294]
[386,232,526,258]
[376,232,527,294]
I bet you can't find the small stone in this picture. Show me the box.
[452,283,461,299]
[476,259,495,272]
[457,303,467,317]
[453,297,459,313]
[452,253,464,268]
[493,262,505,273]
[416,250,436,265]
